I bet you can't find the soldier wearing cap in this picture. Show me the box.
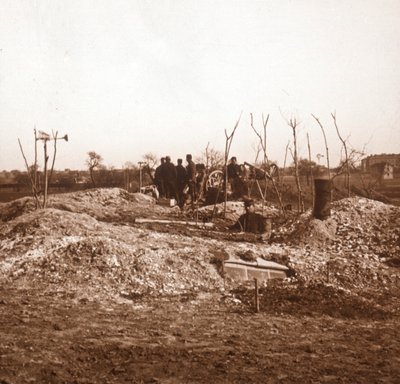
[163,156,178,201]
[154,157,166,198]
[186,154,197,204]
[226,156,246,198]
[176,158,187,208]
[230,199,270,238]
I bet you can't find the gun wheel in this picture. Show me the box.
[206,170,224,190]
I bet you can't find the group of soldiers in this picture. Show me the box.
[153,154,247,207]
[153,154,197,208]
[152,154,271,238]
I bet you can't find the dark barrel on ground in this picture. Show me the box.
[313,178,331,220]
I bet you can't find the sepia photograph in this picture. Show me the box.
[0,1,399,383]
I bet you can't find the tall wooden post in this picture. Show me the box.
[43,139,49,207]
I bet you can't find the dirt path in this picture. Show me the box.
[1,286,399,384]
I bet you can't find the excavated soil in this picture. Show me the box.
[0,188,399,383]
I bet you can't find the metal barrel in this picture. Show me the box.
[313,178,331,220]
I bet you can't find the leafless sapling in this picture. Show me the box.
[250,113,284,214]
[18,137,41,208]
[223,112,242,218]
[307,132,315,203]
[311,114,331,178]
[287,117,305,213]
[331,112,350,197]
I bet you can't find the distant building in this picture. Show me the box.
[361,154,400,175]
[382,163,394,179]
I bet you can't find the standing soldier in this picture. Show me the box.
[226,156,246,199]
[176,158,187,208]
[186,154,197,205]
[163,156,178,201]
[154,157,166,198]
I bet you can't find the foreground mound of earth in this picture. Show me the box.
[0,188,399,383]
[1,188,399,298]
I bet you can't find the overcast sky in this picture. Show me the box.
[0,0,399,171]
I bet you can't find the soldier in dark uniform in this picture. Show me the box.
[227,156,241,180]
[226,156,246,199]
[163,156,178,201]
[176,158,187,208]
[230,199,271,239]
[154,157,166,198]
[186,154,197,204]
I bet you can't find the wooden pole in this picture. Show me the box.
[307,132,315,205]
[34,128,38,194]
[43,139,49,208]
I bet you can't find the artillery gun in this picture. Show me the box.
[199,161,279,205]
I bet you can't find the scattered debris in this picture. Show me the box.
[0,190,399,301]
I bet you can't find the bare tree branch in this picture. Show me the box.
[311,114,331,177]
[48,131,58,188]
[18,138,41,208]
[250,112,284,213]
[307,132,315,203]
[34,127,38,192]
[223,112,242,217]
[332,112,350,197]
[286,118,305,213]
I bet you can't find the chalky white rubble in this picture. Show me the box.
[0,188,399,301]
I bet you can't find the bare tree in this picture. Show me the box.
[286,117,305,213]
[283,140,290,171]
[247,142,263,199]
[41,132,50,207]
[196,144,224,172]
[332,148,365,193]
[18,130,67,208]
[307,132,315,204]
[141,153,159,183]
[250,113,284,213]
[86,151,103,187]
[34,127,38,192]
[331,112,350,197]
[311,114,331,178]
[48,131,68,187]
[18,138,41,208]
[223,113,242,217]
[142,153,158,171]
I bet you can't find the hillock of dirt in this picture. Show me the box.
[1,188,399,383]
[271,197,400,287]
[0,189,399,301]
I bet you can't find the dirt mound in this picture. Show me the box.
[276,197,399,256]
[330,197,400,260]
[283,213,338,247]
[0,189,285,300]
[268,197,400,288]
[1,191,399,384]
[0,188,169,224]
[0,190,398,298]
[0,196,37,222]
[0,207,227,299]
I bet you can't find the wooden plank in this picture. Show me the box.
[134,218,214,228]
